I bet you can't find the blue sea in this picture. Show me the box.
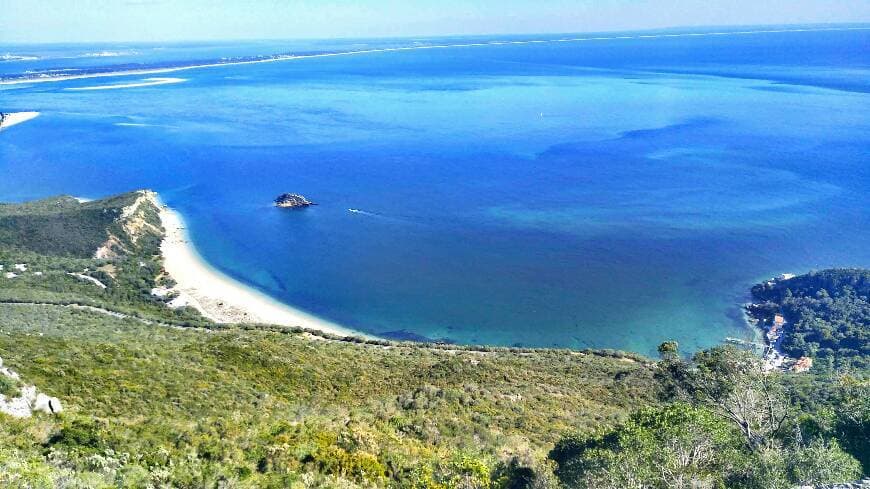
[2,26,869,355]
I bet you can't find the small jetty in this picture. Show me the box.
[725,337,764,348]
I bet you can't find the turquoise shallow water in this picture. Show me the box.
[2,28,869,355]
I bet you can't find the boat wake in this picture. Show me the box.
[347,208,424,226]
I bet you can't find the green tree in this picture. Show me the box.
[657,340,679,360]
[658,346,789,451]
[789,439,862,485]
[833,379,870,474]
[550,403,746,489]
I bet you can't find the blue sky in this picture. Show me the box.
[2,0,868,43]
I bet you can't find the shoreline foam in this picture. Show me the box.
[0,111,40,130]
[157,202,357,338]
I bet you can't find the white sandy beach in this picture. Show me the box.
[158,203,356,337]
[0,111,40,130]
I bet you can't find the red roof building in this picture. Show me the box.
[792,356,813,373]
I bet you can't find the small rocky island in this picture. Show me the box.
[274,193,315,208]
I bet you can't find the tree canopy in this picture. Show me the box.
[752,269,870,372]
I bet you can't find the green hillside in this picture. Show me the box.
[0,191,866,488]
[0,193,148,257]
[0,303,655,488]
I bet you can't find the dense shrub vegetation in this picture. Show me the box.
[0,194,138,257]
[751,269,870,372]
[549,345,867,488]
[0,192,866,487]
[0,304,658,487]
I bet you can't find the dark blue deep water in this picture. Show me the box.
[2,27,869,355]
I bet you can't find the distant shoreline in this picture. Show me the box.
[2,26,867,86]
[0,112,40,130]
[156,200,358,338]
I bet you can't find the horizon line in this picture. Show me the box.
[2,21,868,46]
